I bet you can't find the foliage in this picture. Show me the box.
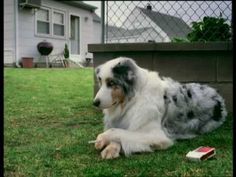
[187,16,232,42]
[171,37,190,43]
[172,15,232,42]
[64,43,70,59]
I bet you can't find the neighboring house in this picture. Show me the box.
[107,4,191,43]
[4,0,101,67]
[106,25,161,43]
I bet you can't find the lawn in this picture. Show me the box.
[4,68,233,177]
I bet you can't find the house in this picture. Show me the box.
[107,4,191,43]
[4,0,101,67]
[106,25,160,43]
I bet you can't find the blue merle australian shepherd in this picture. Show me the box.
[92,57,227,159]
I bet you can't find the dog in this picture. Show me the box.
[93,57,227,159]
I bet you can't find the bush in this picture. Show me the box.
[171,37,190,43]
[187,16,232,42]
[64,44,70,59]
[172,15,232,42]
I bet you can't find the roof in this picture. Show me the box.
[137,7,191,39]
[59,1,97,12]
[92,13,101,23]
[106,25,152,39]
[106,25,127,38]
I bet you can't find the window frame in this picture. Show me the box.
[35,6,66,39]
[52,9,66,38]
[35,7,51,37]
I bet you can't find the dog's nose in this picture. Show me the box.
[93,99,100,107]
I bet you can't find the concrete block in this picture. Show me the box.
[153,51,216,82]
[93,53,115,68]
[217,52,233,82]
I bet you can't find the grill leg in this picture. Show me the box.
[46,56,49,68]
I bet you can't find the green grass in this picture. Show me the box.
[4,68,233,177]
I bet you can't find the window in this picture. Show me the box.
[53,11,65,36]
[36,8,50,35]
[36,7,65,38]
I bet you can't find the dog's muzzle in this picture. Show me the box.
[93,99,100,107]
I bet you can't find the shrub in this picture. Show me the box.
[187,16,232,42]
[64,44,70,59]
[172,15,232,42]
[171,37,190,43]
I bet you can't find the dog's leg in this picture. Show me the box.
[95,131,110,150]
[95,128,174,157]
[101,141,121,159]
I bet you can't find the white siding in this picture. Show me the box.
[18,0,96,63]
[85,20,101,61]
[80,14,93,61]
[92,21,102,44]
[4,0,15,64]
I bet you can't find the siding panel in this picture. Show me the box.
[4,0,15,64]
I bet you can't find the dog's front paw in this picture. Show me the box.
[95,133,109,150]
[101,142,121,159]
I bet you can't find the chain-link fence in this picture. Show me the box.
[104,1,232,43]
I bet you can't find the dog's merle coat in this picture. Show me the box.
[93,57,227,158]
[160,77,227,139]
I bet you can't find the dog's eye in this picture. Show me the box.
[107,80,116,87]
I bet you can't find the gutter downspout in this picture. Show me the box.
[15,0,20,67]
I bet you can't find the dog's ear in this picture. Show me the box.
[112,58,136,82]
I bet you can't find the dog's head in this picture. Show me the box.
[93,57,137,109]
